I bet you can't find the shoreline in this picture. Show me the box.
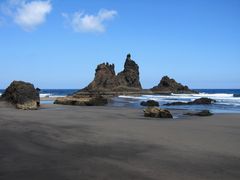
[0,102,240,179]
[40,95,240,114]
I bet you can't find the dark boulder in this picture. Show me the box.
[164,102,188,106]
[233,94,240,97]
[151,76,197,94]
[192,98,216,104]
[164,98,216,106]
[143,107,173,118]
[140,100,159,107]
[184,110,213,116]
[1,81,40,110]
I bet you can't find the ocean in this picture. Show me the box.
[0,89,240,113]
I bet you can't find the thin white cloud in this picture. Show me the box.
[0,0,52,31]
[63,9,117,33]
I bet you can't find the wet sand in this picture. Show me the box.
[0,102,240,180]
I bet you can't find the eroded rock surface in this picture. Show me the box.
[144,107,173,118]
[164,98,216,106]
[1,81,40,110]
[152,76,197,94]
[54,95,108,106]
[79,54,142,94]
[140,100,159,107]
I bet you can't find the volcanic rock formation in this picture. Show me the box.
[151,76,197,94]
[116,54,142,90]
[164,97,216,106]
[83,63,116,92]
[54,95,108,106]
[80,54,142,93]
[140,100,160,107]
[143,107,173,118]
[1,81,40,110]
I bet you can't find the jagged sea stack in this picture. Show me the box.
[83,63,116,92]
[1,81,40,110]
[79,54,142,94]
[116,54,142,90]
[55,54,142,105]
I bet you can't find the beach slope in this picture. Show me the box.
[0,103,240,180]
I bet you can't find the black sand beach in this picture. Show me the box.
[0,102,240,180]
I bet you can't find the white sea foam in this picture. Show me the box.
[40,93,65,98]
[40,93,52,98]
[1,93,65,98]
[119,93,240,107]
[0,93,65,98]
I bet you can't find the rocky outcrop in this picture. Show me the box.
[79,54,142,94]
[151,76,197,94]
[192,98,216,104]
[1,81,40,110]
[55,54,142,106]
[54,95,108,106]
[83,63,116,92]
[164,97,216,106]
[184,110,213,116]
[116,54,142,90]
[140,100,159,107]
[143,107,173,118]
[233,94,240,97]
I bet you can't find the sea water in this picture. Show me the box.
[0,89,240,113]
[117,89,240,113]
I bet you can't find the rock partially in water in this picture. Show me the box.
[184,110,213,116]
[164,102,188,106]
[1,81,40,110]
[116,54,142,90]
[143,107,173,118]
[140,100,159,107]
[82,62,116,92]
[192,98,216,104]
[54,95,108,106]
[151,76,197,94]
[77,54,142,95]
[164,98,216,106]
[233,94,240,97]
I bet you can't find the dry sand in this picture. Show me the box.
[0,101,240,180]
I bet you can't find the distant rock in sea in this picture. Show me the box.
[55,53,198,107]
[116,54,142,90]
[233,94,240,97]
[151,76,197,94]
[164,97,216,106]
[78,54,142,94]
[54,54,143,106]
[140,100,159,107]
[1,81,40,110]
[82,62,117,92]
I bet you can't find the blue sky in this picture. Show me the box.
[0,0,239,89]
